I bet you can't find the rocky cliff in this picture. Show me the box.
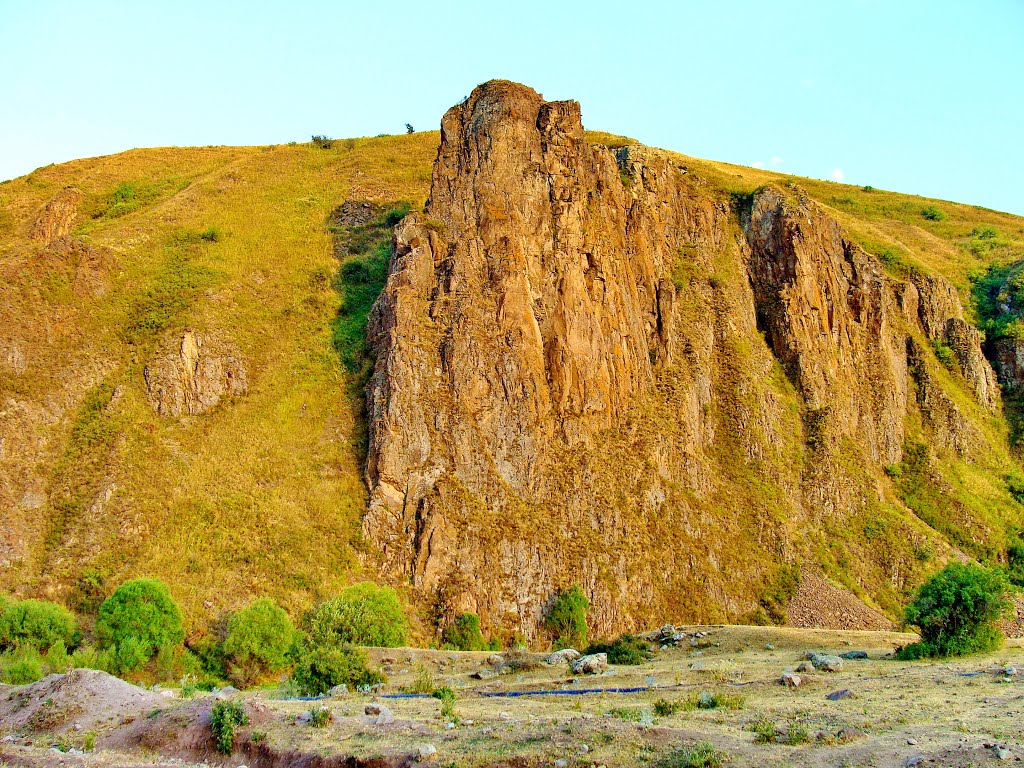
[363,81,1006,638]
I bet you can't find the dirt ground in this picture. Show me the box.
[2,625,1023,768]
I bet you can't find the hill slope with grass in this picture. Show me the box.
[2,82,1024,644]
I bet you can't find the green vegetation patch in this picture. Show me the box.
[543,585,589,650]
[898,562,1008,659]
[329,202,410,373]
[585,633,652,664]
[122,229,220,345]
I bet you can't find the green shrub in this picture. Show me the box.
[750,717,777,744]
[44,639,70,672]
[442,613,485,651]
[95,579,184,672]
[0,599,76,652]
[308,705,332,727]
[223,598,295,686]
[783,721,810,745]
[921,205,946,221]
[585,634,652,665]
[290,645,384,696]
[653,697,684,716]
[898,562,1009,659]
[210,699,248,754]
[685,690,745,710]
[543,585,588,650]
[0,648,44,684]
[656,742,728,768]
[304,582,408,648]
[933,339,957,369]
[432,686,457,721]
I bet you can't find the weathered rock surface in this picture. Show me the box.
[571,653,608,675]
[361,80,1000,638]
[30,187,83,243]
[144,330,247,417]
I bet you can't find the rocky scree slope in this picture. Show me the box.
[363,80,1021,638]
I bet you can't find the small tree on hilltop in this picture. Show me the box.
[544,585,589,651]
[898,562,1009,659]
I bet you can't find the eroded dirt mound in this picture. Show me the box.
[786,572,893,631]
[0,669,165,734]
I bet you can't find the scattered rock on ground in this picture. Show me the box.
[840,650,868,659]
[416,744,437,759]
[796,660,815,673]
[365,703,394,725]
[809,653,844,672]
[546,648,581,665]
[572,653,608,675]
[826,689,855,700]
[781,672,801,688]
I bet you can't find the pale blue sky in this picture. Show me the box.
[1,1,1021,214]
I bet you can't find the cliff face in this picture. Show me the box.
[363,81,1003,638]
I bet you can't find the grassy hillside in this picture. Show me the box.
[2,130,1023,638]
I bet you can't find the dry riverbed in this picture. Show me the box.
[2,625,1023,768]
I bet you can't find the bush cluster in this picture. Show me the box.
[222,598,295,686]
[898,562,1008,659]
[543,585,589,650]
[585,634,652,665]
[96,579,185,674]
[442,612,493,651]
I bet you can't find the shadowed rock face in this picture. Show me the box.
[363,80,1000,638]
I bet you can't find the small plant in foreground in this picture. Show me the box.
[210,700,248,755]
[687,690,746,710]
[409,663,436,694]
[308,705,332,727]
[432,686,457,721]
[654,697,684,716]
[783,721,810,745]
[82,731,96,752]
[750,717,777,744]
[656,742,729,768]
[608,706,644,722]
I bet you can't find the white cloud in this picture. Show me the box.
[831,167,845,182]
[752,161,765,169]
[769,156,783,166]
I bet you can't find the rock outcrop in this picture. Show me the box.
[144,330,247,417]
[30,187,83,243]
[362,81,1000,638]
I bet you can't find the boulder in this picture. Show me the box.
[826,689,854,700]
[546,648,581,665]
[571,653,608,675]
[839,650,868,660]
[808,653,844,672]
[365,703,394,725]
[780,672,801,688]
